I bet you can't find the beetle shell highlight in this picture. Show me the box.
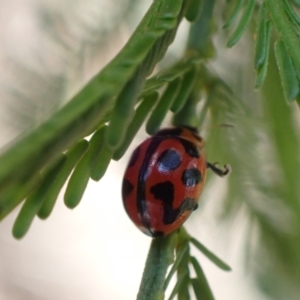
[122,127,207,237]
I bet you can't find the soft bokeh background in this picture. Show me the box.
[0,1,269,299]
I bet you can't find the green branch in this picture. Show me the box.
[137,234,177,300]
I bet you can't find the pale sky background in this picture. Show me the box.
[0,0,268,299]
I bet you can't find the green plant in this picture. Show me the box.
[1,0,300,299]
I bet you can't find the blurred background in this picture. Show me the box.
[0,0,299,299]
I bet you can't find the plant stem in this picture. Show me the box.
[186,0,216,58]
[137,233,177,300]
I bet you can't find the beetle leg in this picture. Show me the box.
[207,162,231,177]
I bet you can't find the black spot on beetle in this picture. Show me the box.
[157,149,181,173]
[181,168,202,186]
[150,182,196,225]
[193,203,199,211]
[150,181,178,224]
[180,139,200,158]
[179,198,196,214]
[128,146,141,167]
[150,181,174,203]
[122,179,134,199]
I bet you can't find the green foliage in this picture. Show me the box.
[13,155,67,238]
[190,238,231,271]
[0,0,185,221]
[254,3,268,69]
[264,0,300,96]
[114,92,159,160]
[138,228,230,300]
[223,0,245,29]
[274,39,300,102]
[2,0,300,299]
[227,0,255,47]
[185,0,203,22]
[190,258,214,300]
[37,140,89,219]
[146,80,180,134]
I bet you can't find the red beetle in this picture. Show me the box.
[122,127,230,237]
